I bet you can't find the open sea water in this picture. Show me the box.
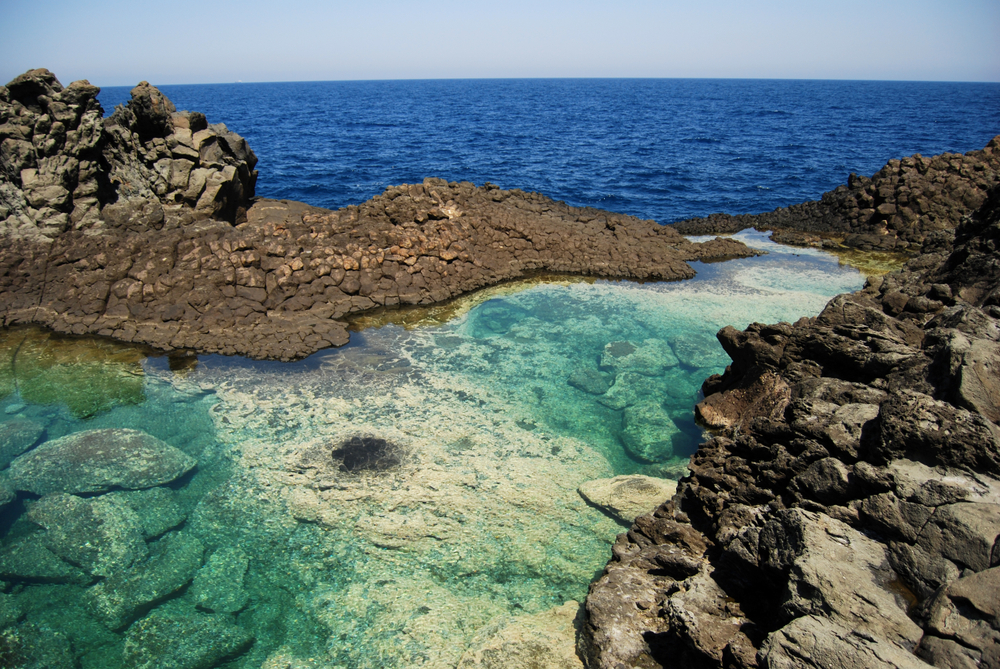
[0,80,995,668]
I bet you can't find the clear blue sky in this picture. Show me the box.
[3,0,998,86]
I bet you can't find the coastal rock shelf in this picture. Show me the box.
[674,135,1000,254]
[581,187,1000,668]
[0,70,757,361]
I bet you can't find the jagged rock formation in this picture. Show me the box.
[0,69,757,360]
[0,68,257,239]
[582,187,1000,668]
[673,137,1000,253]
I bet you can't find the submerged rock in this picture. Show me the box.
[599,339,678,376]
[578,475,677,525]
[190,546,250,613]
[457,601,584,669]
[0,537,91,585]
[0,418,43,469]
[8,428,196,494]
[0,621,75,669]
[567,368,614,395]
[111,486,186,539]
[122,607,254,669]
[25,492,148,578]
[86,530,204,629]
[621,400,681,462]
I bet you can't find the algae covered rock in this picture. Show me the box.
[9,428,196,495]
[25,492,148,578]
[0,419,44,469]
[86,531,204,629]
[122,608,254,669]
[0,538,91,585]
[599,338,678,376]
[110,486,186,539]
[621,400,681,462]
[567,368,614,395]
[0,621,75,669]
[190,546,250,613]
[578,475,677,525]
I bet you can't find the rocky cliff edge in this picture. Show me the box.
[581,186,1000,668]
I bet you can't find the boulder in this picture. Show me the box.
[621,401,681,462]
[596,371,657,410]
[917,567,1000,668]
[578,475,677,525]
[567,368,614,395]
[25,492,148,578]
[122,607,254,669]
[0,418,43,469]
[0,537,90,585]
[600,339,678,376]
[757,509,923,651]
[760,615,933,669]
[190,546,250,614]
[86,531,204,629]
[8,428,196,494]
[111,486,186,539]
[0,622,75,669]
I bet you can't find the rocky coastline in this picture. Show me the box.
[581,185,1000,667]
[0,69,756,361]
[673,136,1000,255]
[2,68,999,669]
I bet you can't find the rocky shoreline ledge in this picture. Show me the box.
[0,69,755,361]
[581,186,1000,667]
[673,135,1000,254]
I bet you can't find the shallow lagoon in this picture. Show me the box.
[0,232,868,668]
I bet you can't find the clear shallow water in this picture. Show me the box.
[0,231,865,667]
[97,79,1000,224]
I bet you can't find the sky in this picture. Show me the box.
[2,0,999,86]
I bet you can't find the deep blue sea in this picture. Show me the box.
[0,80,995,668]
[98,79,1000,223]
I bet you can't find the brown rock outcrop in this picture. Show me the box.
[582,186,1000,668]
[0,70,759,360]
[0,68,257,239]
[673,136,1000,254]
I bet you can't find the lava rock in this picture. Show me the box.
[8,428,196,494]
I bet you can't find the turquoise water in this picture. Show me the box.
[0,232,865,668]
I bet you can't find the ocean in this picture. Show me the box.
[97,78,1000,224]
[0,79,995,668]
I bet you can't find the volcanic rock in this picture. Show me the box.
[122,607,254,669]
[581,183,1000,668]
[673,136,1000,252]
[8,428,196,494]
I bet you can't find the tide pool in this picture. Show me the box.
[0,231,866,668]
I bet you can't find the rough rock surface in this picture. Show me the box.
[582,186,1000,668]
[578,475,678,525]
[673,136,1000,254]
[122,606,254,669]
[8,428,196,494]
[0,70,758,360]
[0,68,256,239]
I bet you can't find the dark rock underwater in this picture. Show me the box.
[1,68,999,668]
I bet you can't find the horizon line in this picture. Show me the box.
[91,74,1000,89]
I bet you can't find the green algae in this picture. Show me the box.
[0,328,148,419]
